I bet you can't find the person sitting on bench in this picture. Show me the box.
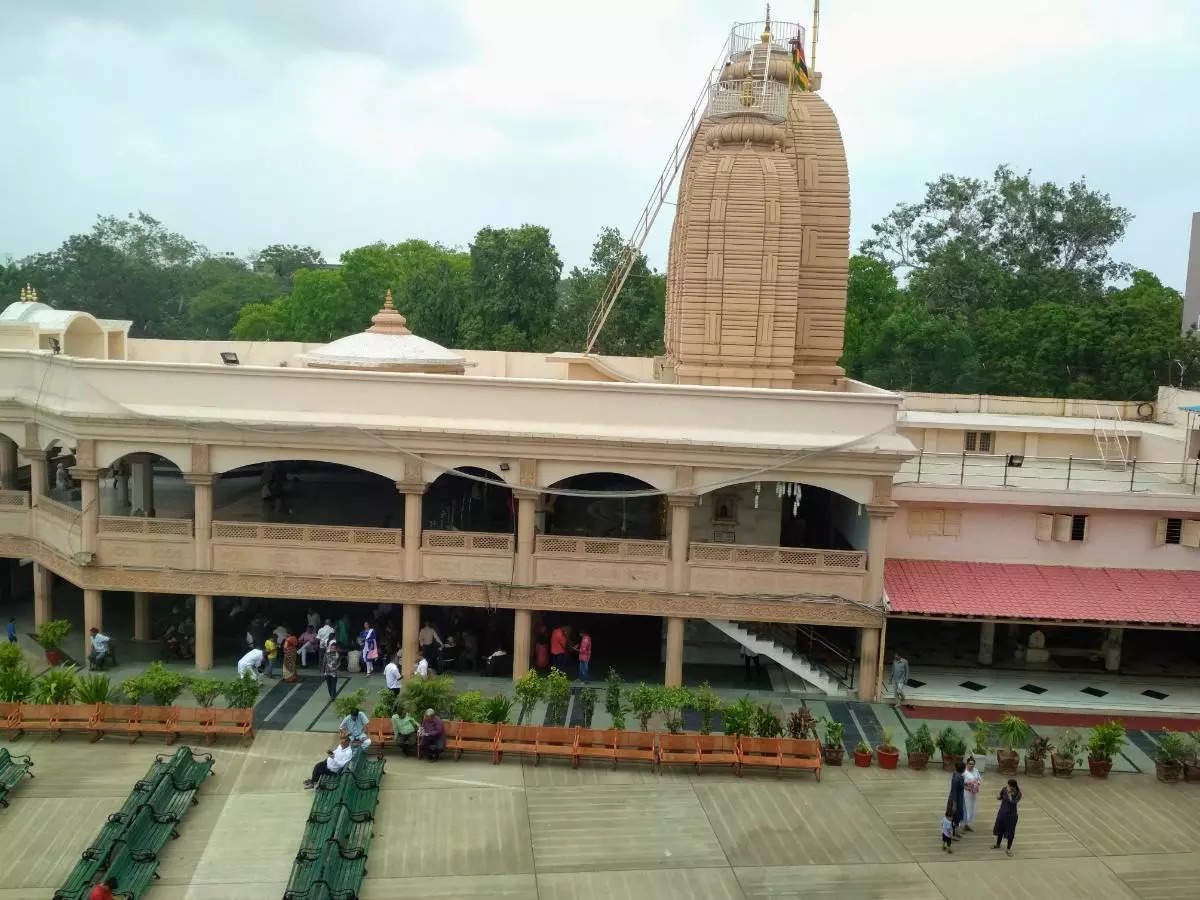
[88,627,115,670]
[391,706,419,756]
[418,708,446,761]
[303,731,353,788]
[338,705,372,752]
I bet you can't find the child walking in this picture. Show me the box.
[941,805,955,853]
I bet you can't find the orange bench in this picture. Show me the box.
[697,734,741,774]
[614,730,657,768]
[89,703,143,743]
[534,726,577,766]
[778,737,822,781]
[17,703,60,736]
[366,717,393,757]
[206,707,253,744]
[136,705,180,744]
[657,733,700,773]
[176,707,216,741]
[52,703,99,740]
[495,724,539,763]
[574,728,618,768]
[0,702,20,737]
[738,736,783,776]
[448,721,498,761]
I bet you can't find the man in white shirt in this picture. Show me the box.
[304,732,354,788]
[413,652,430,679]
[237,647,264,680]
[384,653,402,696]
[316,619,335,665]
[88,628,114,670]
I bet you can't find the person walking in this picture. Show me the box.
[992,779,1022,856]
[575,629,593,682]
[322,640,341,700]
[384,652,402,697]
[891,652,910,703]
[360,621,378,675]
[962,756,982,831]
[317,618,335,666]
[418,620,443,670]
[948,760,966,839]
[6,617,16,643]
[281,632,299,683]
[263,634,278,678]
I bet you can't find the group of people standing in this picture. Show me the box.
[942,757,1022,855]
[532,623,592,681]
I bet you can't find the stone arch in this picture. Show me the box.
[693,478,866,551]
[97,443,191,474]
[537,461,673,492]
[60,314,107,359]
[424,465,513,533]
[543,472,665,541]
[211,447,404,483]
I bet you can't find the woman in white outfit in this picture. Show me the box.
[962,755,983,831]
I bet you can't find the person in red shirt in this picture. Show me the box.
[90,877,118,900]
[549,625,569,673]
[575,630,593,682]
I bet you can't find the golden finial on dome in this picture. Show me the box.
[762,3,772,43]
[383,288,396,310]
[19,283,38,303]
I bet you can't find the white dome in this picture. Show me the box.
[296,291,468,373]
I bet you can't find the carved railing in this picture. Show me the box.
[36,495,79,524]
[689,542,866,570]
[422,530,514,555]
[0,489,30,508]
[98,516,192,538]
[210,521,402,547]
[535,535,669,560]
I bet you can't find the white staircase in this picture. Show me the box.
[707,619,845,696]
[1093,405,1130,470]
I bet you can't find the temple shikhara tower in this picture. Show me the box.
[663,17,849,390]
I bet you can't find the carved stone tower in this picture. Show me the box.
[663,20,849,390]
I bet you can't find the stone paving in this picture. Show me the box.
[1,729,1198,899]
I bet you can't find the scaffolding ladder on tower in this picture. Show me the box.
[1093,404,1130,470]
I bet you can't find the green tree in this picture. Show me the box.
[253,243,325,284]
[232,268,355,343]
[185,265,279,339]
[461,225,562,351]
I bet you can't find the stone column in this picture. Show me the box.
[83,588,103,659]
[512,608,532,680]
[130,454,155,516]
[667,494,694,592]
[184,474,214,569]
[402,603,420,679]
[513,489,537,585]
[24,450,47,507]
[665,616,685,686]
[0,438,17,489]
[1104,627,1123,672]
[194,594,213,670]
[857,627,881,701]
[133,592,152,641]
[978,620,996,665]
[116,466,131,510]
[33,562,52,627]
[397,477,425,582]
[72,466,101,558]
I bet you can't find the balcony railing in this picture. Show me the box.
[37,495,80,524]
[0,489,29,508]
[98,515,192,537]
[422,530,515,555]
[707,78,789,122]
[896,451,1200,495]
[690,542,867,570]
[210,521,402,547]
[535,535,669,560]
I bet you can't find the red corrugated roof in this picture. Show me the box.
[885,559,1200,626]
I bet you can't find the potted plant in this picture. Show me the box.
[877,728,900,769]
[604,668,627,730]
[693,682,722,735]
[905,723,934,770]
[32,665,79,704]
[544,668,571,725]
[722,696,756,738]
[660,685,695,734]
[1155,731,1189,783]
[1052,729,1082,777]
[1085,720,1126,778]
[1025,735,1051,776]
[753,702,783,738]
[1185,732,1200,784]
[514,670,545,725]
[452,690,487,723]
[76,672,114,705]
[971,717,991,758]
[187,677,225,708]
[223,671,263,708]
[853,739,873,767]
[995,714,1031,775]
[577,688,596,728]
[483,694,514,725]
[402,674,457,718]
[628,682,660,732]
[787,708,816,740]
[139,662,186,706]
[36,618,72,666]
[820,717,845,766]
[935,726,967,771]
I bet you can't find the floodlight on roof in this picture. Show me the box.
[220,352,239,365]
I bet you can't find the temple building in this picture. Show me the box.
[1,18,1197,706]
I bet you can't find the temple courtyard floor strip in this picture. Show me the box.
[2,730,1199,898]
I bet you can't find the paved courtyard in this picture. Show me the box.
[2,729,1199,899]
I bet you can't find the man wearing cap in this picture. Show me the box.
[418,708,446,761]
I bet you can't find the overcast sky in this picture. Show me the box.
[2,1,1197,287]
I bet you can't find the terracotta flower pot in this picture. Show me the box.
[823,746,844,766]
[1051,753,1075,777]
[1156,761,1182,783]
[44,648,64,666]
[1087,757,1112,778]
[877,747,900,770]
[1025,757,1046,776]
[853,749,872,768]
[1183,761,1200,783]
[995,748,1020,775]
[907,750,930,770]
[941,752,963,772]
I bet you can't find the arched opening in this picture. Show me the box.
[423,466,513,533]
[100,453,190,518]
[44,440,76,503]
[61,316,107,359]
[543,473,665,540]
[214,460,404,527]
[694,480,865,550]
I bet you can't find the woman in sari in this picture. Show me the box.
[360,620,379,675]
[962,756,982,831]
[281,631,299,682]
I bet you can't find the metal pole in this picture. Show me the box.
[1066,456,1073,490]
[811,0,820,84]
[1193,457,1198,495]
[1129,457,1137,492]
[1003,458,1009,487]
[960,451,966,486]
[915,449,923,483]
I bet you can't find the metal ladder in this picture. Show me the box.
[1093,404,1130,469]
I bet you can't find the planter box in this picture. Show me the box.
[1024,757,1046,776]
[1183,761,1200,783]
[853,749,872,768]
[1156,761,1182,783]
[1087,757,1112,778]
[823,746,844,766]
[907,750,930,770]
[877,747,899,770]
[995,748,1020,775]
[1051,754,1075,777]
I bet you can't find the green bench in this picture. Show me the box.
[323,839,368,900]
[0,747,34,807]
[103,848,160,899]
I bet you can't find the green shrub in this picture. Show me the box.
[935,726,967,757]
[119,674,147,704]
[996,713,1032,750]
[578,687,597,728]
[0,642,23,671]
[1156,731,1189,765]
[905,723,935,755]
[33,665,79,704]
[855,739,871,754]
[373,687,397,719]
[76,672,114,704]
[628,682,659,731]
[820,716,845,749]
[35,618,71,651]
[223,671,263,708]
[402,674,456,718]
[187,677,225,708]
[483,694,514,725]
[0,661,34,702]
[453,690,487,723]
[604,668,626,730]
[693,682,722,735]
[971,717,991,755]
[752,702,783,738]
[1086,720,1126,762]
[514,670,545,724]
[140,662,186,706]
[545,668,571,724]
[1056,729,1083,761]
[333,688,368,720]
[722,696,756,737]
[659,685,694,734]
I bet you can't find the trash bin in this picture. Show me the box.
[347,649,361,672]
